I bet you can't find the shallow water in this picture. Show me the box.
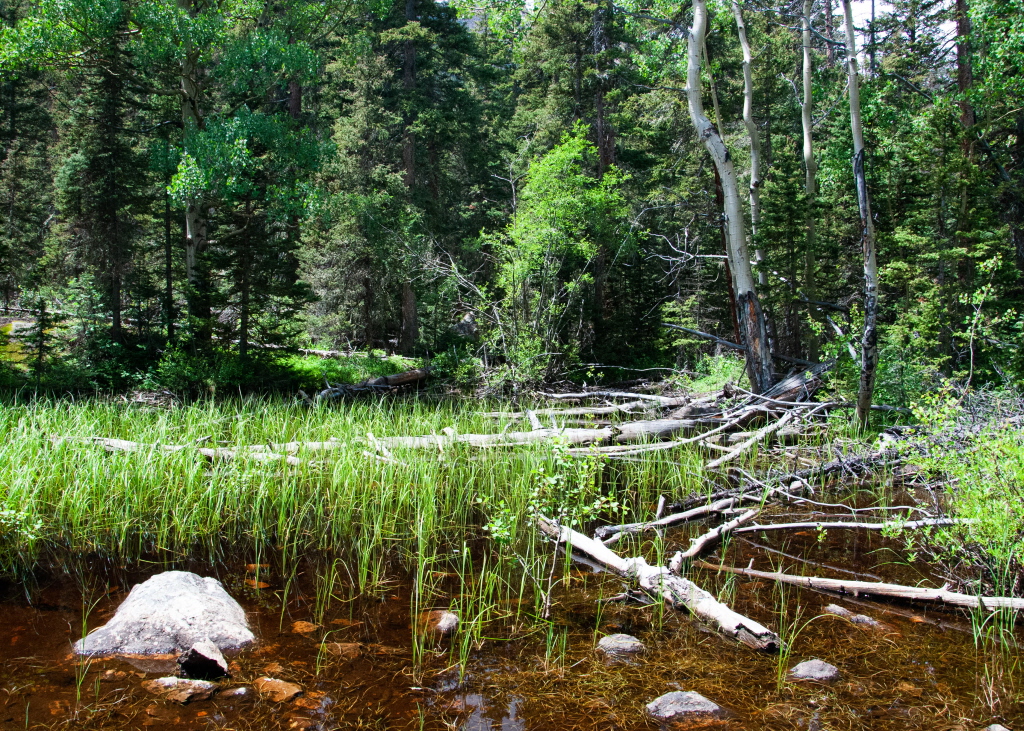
[0,510,1020,731]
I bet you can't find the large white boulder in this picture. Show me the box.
[73,571,254,656]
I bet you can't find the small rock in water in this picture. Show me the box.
[254,677,304,703]
[789,659,841,683]
[74,571,254,657]
[984,725,1011,731]
[291,621,319,634]
[824,604,892,631]
[597,633,645,661]
[177,639,229,679]
[646,691,726,723]
[218,686,251,698]
[324,642,361,661]
[141,677,216,704]
[419,609,459,635]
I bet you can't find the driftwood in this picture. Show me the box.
[734,517,965,536]
[673,509,759,563]
[696,561,1024,612]
[538,391,689,406]
[481,401,648,419]
[316,367,432,401]
[69,436,303,466]
[595,496,753,544]
[537,516,782,651]
[706,409,800,469]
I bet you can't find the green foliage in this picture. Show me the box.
[909,388,1024,595]
[429,348,484,391]
[481,441,617,544]
[2,0,1024,393]
[489,125,630,385]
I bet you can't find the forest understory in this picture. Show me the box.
[3,0,1024,725]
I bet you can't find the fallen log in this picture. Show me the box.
[537,516,782,651]
[316,367,432,401]
[480,401,649,419]
[539,391,689,406]
[695,561,1024,612]
[733,517,966,536]
[72,436,303,466]
[595,496,752,543]
[705,409,800,469]
[673,509,760,562]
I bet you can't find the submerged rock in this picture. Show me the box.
[419,609,459,636]
[789,659,841,683]
[324,642,361,661]
[646,691,725,723]
[74,571,254,657]
[218,686,252,698]
[597,633,645,661]
[141,677,216,704]
[254,677,303,703]
[177,639,229,679]
[824,604,893,632]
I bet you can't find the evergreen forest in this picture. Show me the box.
[0,0,1020,406]
[4,3,1024,728]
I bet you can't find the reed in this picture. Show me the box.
[0,394,696,596]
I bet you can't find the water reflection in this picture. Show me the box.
[459,694,525,731]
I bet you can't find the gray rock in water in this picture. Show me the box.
[788,659,841,683]
[646,691,725,722]
[218,686,251,698]
[177,639,229,679]
[74,571,254,657]
[984,725,1011,731]
[597,633,645,658]
[419,609,459,635]
[141,677,216,704]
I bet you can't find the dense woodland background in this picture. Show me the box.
[0,0,1022,402]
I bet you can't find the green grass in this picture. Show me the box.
[917,418,1024,597]
[0,395,708,593]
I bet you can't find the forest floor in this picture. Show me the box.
[0,383,1021,730]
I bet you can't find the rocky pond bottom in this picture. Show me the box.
[0,526,1021,731]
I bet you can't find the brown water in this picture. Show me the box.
[0,514,1020,731]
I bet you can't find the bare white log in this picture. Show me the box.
[686,0,773,393]
[537,516,782,650]
[481,401,647,419]
[697,561,1024,612]
[596,496,752,544]
[539,391,689,406]
[74,436,302,466]
[734,517,967,535]
[705,409,799,469]
[674,508,760,562]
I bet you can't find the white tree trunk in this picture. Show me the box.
[687,0,773,392]
[731,1,764,287]
[801,0,820,361]
[842,0,879,429]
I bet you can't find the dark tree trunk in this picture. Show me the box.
[164,141,174,343]
[398,280,418,355]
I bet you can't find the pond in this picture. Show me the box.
[0,503,1018,731]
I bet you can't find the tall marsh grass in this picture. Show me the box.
[0,395,707,594]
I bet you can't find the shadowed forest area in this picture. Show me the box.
[1,0,1024,729]
[0,0,1020,399]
